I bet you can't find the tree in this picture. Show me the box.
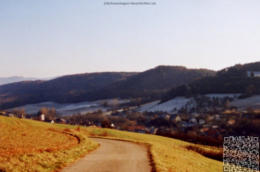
[245,84,256,96]
[37,107,58,120]
[13,108,26,118]
[39,107,48,115]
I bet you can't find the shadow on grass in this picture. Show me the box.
[185,145,223,161]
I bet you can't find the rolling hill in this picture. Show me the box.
[163,62,260,101]
[0,116,222,172]
[0,66,215,109]
[0,115,98,171]
[0,72,135,109]
[89,66,215,100]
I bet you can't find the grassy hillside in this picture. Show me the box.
[0,116,222,172]
[0,116,98,172]
[85,127,222,172]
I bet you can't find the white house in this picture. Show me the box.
[247,71,260,77]
[40,114,45,121]
[110,123,115,128]
[189,118,197,124]
[199,119,205,125]
[175,115,182,122]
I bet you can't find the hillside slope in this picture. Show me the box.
[0,116,222,172]
[163,62,260,101]
[0,116,98,172]
[0,72,135,109]
[0,66,215,109]
[86,127,222,172]
[89,66,215,100]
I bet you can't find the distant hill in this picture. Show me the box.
[0,66,215,109]
[0,76,37,85]
[0,72,136,109]
[89,66,215,100]
[163,62,260,101]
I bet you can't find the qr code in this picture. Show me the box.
[223,136,259,172]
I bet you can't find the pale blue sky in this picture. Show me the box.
[0,0,259,77]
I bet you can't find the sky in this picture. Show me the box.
[0,0,259,77]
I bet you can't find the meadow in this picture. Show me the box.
[85,127,223,172]
[0,116,98,172]
[0,116,223,172]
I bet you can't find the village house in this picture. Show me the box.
[55,118,67,124]
[174,115,182,123]
[149,127,158,134]
[215,114,221,120]
[247,71,260,77]
[206,116,214,122]
[227,119,236,125]
[198,119,206,125]
[110,123,115,128]
[40,114,45,121]
[127,125,147,133]
[0,111,6,116]
[189,118,197,124]
[165,114,171,120]
[8,113,15,117]
[191,113,200,118]
[0,111,26,118]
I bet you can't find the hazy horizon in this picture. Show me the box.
[1,0,259,78]
[1,61,260,79]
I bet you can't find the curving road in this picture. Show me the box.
[62,138,152,172]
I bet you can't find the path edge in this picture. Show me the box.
[89,136,156,172]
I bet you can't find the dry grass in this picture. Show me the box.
[85,127,223,172]
[185,145,223,161]
[0,116,223,172]
[0,116,98,172]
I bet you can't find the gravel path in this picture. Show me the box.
[62,138,152,172]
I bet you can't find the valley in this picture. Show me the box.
[1,1,259,171]
[0,62,259,172]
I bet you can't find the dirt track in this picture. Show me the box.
[62,138,152,172]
